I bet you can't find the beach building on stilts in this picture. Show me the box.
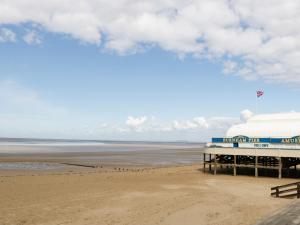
[204,112,300,178]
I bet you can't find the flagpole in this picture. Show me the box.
[256,90,264,115]
[256,96,258,115]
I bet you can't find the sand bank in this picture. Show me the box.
[0,165,293,225]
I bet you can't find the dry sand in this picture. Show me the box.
[0,165,293,225]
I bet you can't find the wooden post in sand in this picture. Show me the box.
[214,154,217,175]
[203,153,206,173]
[209,154,212,171]
[278,157,282,179]
[233,155,237,176]
[255,156,258,177]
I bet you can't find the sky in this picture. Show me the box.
[0,0,300,141]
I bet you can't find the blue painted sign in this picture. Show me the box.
[212,135,300,144]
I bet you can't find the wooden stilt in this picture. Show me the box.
[233,155,237,176]
[214,154,217,175]
[203,153,206,173]
[255,156,258,177]
[201,152,300,178]
[209,154,212,171]
[278,157,282,179]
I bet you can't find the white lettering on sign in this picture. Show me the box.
[254,144,269,148]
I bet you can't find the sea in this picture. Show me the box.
[0,138,205,169]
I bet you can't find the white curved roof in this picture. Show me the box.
[226,112,300,138]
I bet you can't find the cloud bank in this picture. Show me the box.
[1,0,300,83]
[110,114,241,141]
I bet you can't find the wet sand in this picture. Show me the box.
[0,164,293,225]
[0,142,203,167]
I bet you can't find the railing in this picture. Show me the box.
[271,182,300,198]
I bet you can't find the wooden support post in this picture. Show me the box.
[233,155,237,176]
[214,154,217,175]
[255,156,258,177]
[278,157,282,179]
[203,153,206,173]
[297,183,300,199]
[209,154,212,171]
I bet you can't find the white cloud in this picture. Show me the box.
[223,60,238,74]
[172,117,209,130]
[172,116,238,131]
[112,114,241,141]
[193,117,210,128]
[240,109,253,122]
[0,28,16,42]
[126,116,148,128]
[121,114,239,136]
[173,120,198,130]
[23,30,42,44]
[1,1,300,83]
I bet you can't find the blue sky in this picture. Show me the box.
[0,1,300,141]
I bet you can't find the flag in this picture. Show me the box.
[257,90,264,98]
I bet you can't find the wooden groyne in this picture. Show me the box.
[60,163,97,168]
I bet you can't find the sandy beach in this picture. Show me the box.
[0,164,293,225]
